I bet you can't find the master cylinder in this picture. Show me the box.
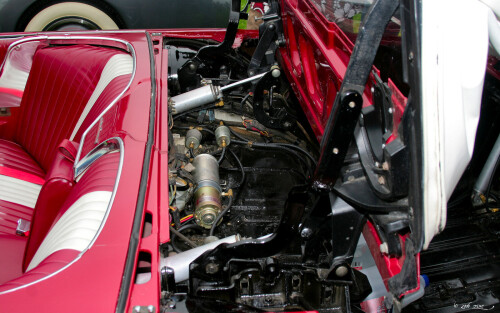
[192,154,221,228]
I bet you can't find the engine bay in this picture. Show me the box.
[158,1,399,310]
[155,0,500,311]
[158,26,374,309]
[165,33,318,231]
[160,16,384,312]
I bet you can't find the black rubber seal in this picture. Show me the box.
[115,31,157,313]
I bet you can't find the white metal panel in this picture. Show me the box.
[421,0,489,248]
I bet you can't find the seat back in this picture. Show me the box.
[13,45,132,172]
[0,139,121,292]
[23,142,121,272]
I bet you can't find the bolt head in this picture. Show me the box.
[301,227,313,238]
[147,305,155,313]
[167,301,176,309]
[380,242,389,254]
[378,175,386,185]
[205,262,219,274]
[348,101,356,108]
[335,266,349,277]
[333,147,339,154]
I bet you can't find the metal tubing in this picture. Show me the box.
[170,72,267,115]
[170,84,222,114]
[220,71,266,91]
[474,134,500,195]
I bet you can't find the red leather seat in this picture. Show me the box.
[0,201,33,236]
[0,139,45,179]
[0,149,120,290]
[11,45,123,173]
[0,44,132,233]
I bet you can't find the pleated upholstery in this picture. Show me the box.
[0,150,119,290]
[0,43,127,291]
[13,45,121,172]
[23,152,119,272]
[0,139,44,179]
[0,45,131,234]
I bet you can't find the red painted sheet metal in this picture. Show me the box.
[153,28,258,48]
[154,37,171,246]
[0,249,80,292]
[279,0,376,142]
[362,221,420,298]
[126,32,165,312]
[0,39,10,63]
[386,79,407,144]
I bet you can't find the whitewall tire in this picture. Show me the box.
[25,2,119,31]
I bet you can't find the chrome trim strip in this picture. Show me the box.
[1,35,132,73]
[0,136,124,295]
[74,139,120,178]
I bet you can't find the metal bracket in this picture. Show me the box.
[313,0,400,190]
[160,267,176,293]
[313,90,363,189]
[177,0,242,91]
[0,107,11,117]
[16,219,31,236]
[188,186,308,289]
[247,1,284,75]
[252,70,295,129]
[328,194,367,267]
[301,194,367,268]
[196,0,241,60]
[131,305,155,313]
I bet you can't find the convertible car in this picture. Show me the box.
[0,0,498,312]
